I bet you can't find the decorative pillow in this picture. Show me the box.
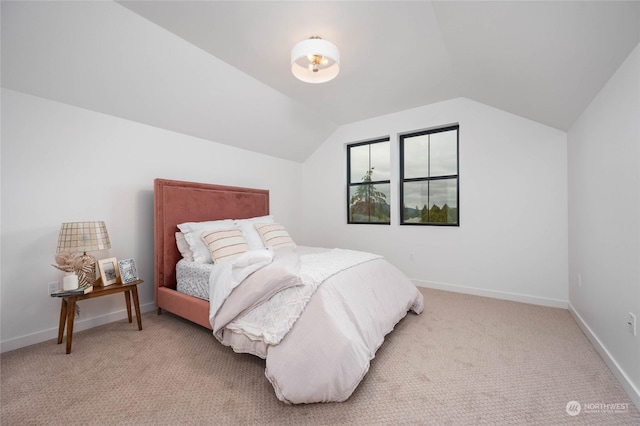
[177,219,235,263]
[254,223,296,249]
[234,215,274,250]
[202,228,250,262]
[175,232,194,262]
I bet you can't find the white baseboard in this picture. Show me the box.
[0,302,156,353]
[414,279,568,309]
[568,303,640,411]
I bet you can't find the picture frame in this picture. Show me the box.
[118,258,139,284]
[97,257,120,286]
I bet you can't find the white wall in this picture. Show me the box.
[567,43,640,405]
[0,89,302,352]
[301,97,569,307]
[1,1,336,163]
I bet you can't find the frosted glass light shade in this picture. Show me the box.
[291,37,340,84]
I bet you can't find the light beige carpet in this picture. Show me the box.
[1,288,638,425]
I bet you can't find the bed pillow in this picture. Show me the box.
[177,219,235,263]
[202,228,250,262]
[254,223,296,249]
[175,232,194,262]
[234,215,274,250]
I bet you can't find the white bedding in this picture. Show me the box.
[216,247,381,345]
[207,246,424,404]
[176,259,213,300]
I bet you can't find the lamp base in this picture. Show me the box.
[77,253,96,287]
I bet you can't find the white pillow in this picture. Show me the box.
[254,223,296,249]
[202,228,249,262]
[177,219,234,263]
[234,215,274,250]
[175,232,194,262]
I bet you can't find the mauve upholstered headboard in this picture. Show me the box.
[153,178,269,329]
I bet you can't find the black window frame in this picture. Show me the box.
[399,124,460,226]
[347,137,391,225]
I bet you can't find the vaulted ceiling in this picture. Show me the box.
[3,1,639,162]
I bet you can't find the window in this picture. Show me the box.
[347,137,391,224]
[400,125,459,226]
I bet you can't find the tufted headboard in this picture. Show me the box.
[153,178,269,328]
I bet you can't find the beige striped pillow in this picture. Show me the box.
[254,223,296,249]
[201,228,249,262]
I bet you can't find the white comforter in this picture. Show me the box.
[208,246,424,404]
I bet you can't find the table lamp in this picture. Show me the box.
[56,221,111,288]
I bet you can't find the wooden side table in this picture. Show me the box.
[57,279,143,354]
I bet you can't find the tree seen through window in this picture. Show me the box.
[347,138,390,224]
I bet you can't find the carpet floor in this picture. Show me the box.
[1,288,638,425]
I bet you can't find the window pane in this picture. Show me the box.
[350,142,390,183]
[430,130,457,177]
[428,179,458,223]
[349,144,371,183]
[349,183,390,223]
[403,134,429,179]
[402,179,457,224]
[369,141,390,181]
[402,181,429,223]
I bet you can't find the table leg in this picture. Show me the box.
[57,299,67,344]
[124,290,132,323]
[131,286,142,330]
[65,298,76,354]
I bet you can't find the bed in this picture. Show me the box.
[154,178,424,404]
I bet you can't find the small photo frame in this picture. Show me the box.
[98,257,120,286]
[118,258,139,284]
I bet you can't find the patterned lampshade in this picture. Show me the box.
[56,221,111,254]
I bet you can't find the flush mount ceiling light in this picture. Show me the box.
[291,36,340,84]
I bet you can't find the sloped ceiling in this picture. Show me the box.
[3,1,639,162]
